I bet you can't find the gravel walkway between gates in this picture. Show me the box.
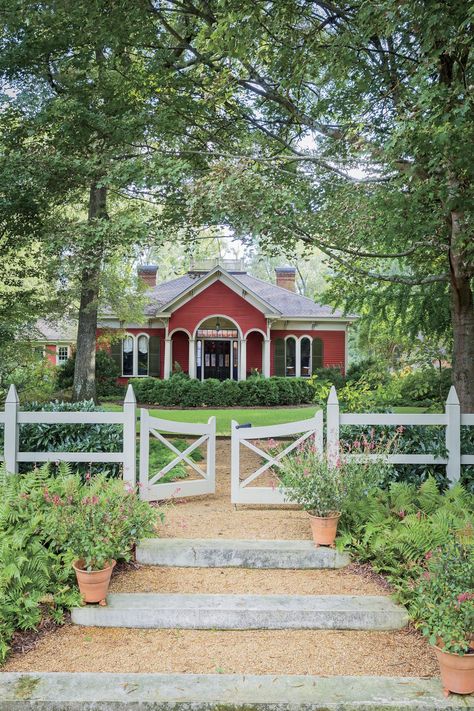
[159,439,312,539]
[109,565,388,596]
[2,626,438,677]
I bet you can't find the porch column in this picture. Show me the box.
[295,337,301,377]
[188,337,196,379]
[240,338,247,381]
[263,337,271,378]
[164,337,172,380]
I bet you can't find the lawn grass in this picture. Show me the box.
[103,403,433,436]
[103,403,319,436]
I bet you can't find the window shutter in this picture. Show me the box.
[149,335,161,377]
[311,338,324,372]
[274,338,285,376]
[110,340,122,372]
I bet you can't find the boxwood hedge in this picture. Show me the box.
[131,374,314,407]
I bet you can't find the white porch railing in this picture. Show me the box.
[327,385,473,484]
[0,384,137,484]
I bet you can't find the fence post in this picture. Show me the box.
[207,416,216,492]
[123,384,137,486]
[4,384,19,474]
[314,409,324,455]
[327,386,340,467]
[230,420,240,504]
[445,385,461,485]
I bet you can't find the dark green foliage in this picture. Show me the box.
[0,401,123,479]
[0,464,82,663]
[57,350,123,398]
[131,375,314,408]
[340,422,474,493]
[410,541,474,655]
[338,477,474,608]
[312,367,346,390]
[397,368,452,406]
[0,463,158,663]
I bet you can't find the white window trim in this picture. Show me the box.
[282,334,318,378]
[122,333,150,377]
[56,345,70,366]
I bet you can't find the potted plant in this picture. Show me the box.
[413,541,474,696]
[278,444,383,546]
[46,473,157,604]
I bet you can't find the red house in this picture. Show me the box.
[98,259,356,382]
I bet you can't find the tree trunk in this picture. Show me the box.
[450,271,474,413]
[449,209,474,413]
[71,184,107,402]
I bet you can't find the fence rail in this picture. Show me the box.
[327,385,470,484]
[0,384,136,484]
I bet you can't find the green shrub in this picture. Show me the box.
[0,400,123,478]
[0,463,159,663]
[130,375,314,407]
[57,349,124,398]
[410,541,474,655]
[46,471,157,571]
[279,445,387,517]
[338,477,474,605]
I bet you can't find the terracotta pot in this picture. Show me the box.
[434,645,474,696]
[308,512,341,547]
[73,559,116,604]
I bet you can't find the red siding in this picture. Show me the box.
[171,331,189,373]
[246,331,263,374]
[270,330,346,375]
[97,327,165,383]
[169,281,267,336]
[45,344,56,365]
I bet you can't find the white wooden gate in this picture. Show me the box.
[231,411,323,504]
[139,409,216,501]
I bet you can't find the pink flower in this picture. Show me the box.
[353,440,361,449]
[424,551,433,560]
[423,571,430,580]
[85,471,91,481]
[457,592,474,603]
[396,425,405,434]
[398,509,406,519]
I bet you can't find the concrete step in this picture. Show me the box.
[136,538,351,569]
[2,672,472,710]
[71,592,408,630]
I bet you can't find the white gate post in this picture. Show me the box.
[445,385,461,485]
[139,408,150,500]
[123,384,137,486]
[230,420,240,503]
[314,409,324,455]
[327,386,340,467]
[207,416,216,491]
[4,384,19,474]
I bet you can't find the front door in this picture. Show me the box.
[204,340,231,380]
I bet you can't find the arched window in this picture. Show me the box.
[300,337,311,377]
[121,334,150,376]
[137,335,149,376]
[285,337,296,377]
[122,335,134,376]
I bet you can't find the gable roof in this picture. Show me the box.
[143,267,355,321]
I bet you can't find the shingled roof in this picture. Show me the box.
[143,269,352,320]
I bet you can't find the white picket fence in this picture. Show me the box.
[326,385,474,484]
[1,382,473,504]
[0,383,137,484]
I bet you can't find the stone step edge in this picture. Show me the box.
[1,672,471,710]
[71,593,408,631]
[136,538,351,569]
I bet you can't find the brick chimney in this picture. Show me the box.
[137,264,158,288]
[275,266,296,292]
